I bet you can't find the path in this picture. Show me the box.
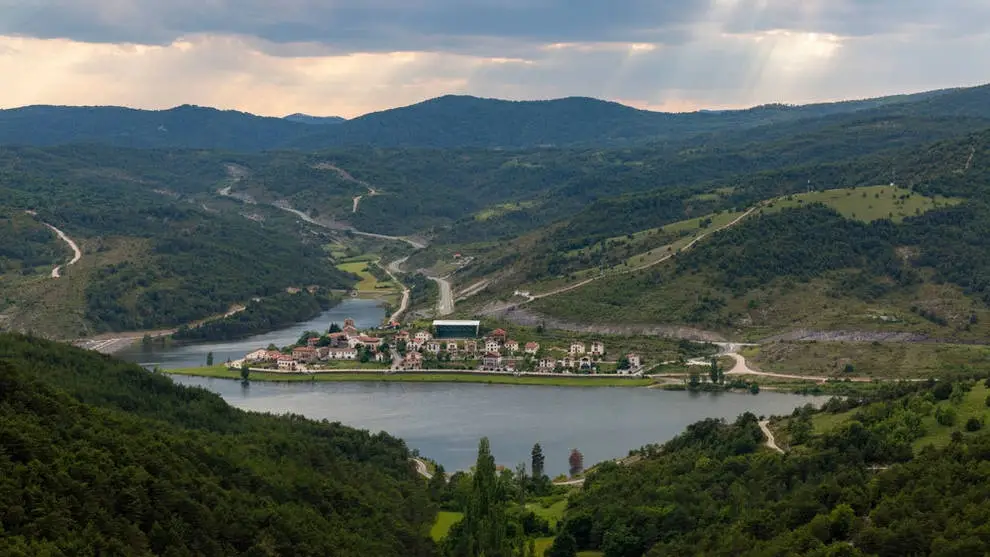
[41,222,82,279]
[525,205,761,303]
[431,276,455,316]
[759,420,785,454]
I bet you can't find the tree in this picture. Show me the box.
[266,343,278,351]
[206,351,214,366]
[531,443,546,481]
[617,356,630,370]
[689,372,701,389]
[428,465,448,503]
[569,448,584,478]
[547,531,577,557]
[328,322,342,333]
[142,334,153,347]
[240,363,250,382]
[709,358,724,384]
[445,437,512,557]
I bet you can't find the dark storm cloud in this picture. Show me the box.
[0,0,709,53]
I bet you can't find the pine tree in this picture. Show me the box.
[206,351,214,366]
[446,437,512,556]
[531,443,545,481]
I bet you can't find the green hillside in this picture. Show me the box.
[0,333,437,556]
[548,381,990,556]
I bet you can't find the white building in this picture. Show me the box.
[415,331,433,343]
[525,342,540,355]
[245,349,271,362]
[569,342,586,355]
[627,353,642,369]
[590,341,605,357]
[485,339,501,353]
[327,348,358,360]
[426,341,442,354]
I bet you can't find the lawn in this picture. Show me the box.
[762,185,960,223]
[166,367,654,387]
[336,261,384,291]
[914,383,990,450]
[531,537,603,557]
[430,511,463,542]
[527,499,567,527]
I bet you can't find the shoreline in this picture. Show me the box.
[166,366,656,387]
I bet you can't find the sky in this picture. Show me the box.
[0,0,988,118]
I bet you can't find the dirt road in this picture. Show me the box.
[43,222,82,278]
[274,201,427,249]
[382,258,411,323]
[412,458,433,480]
[759,420,785,454]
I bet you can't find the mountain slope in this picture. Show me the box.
[0,333,437,556]
[0,85,982,151]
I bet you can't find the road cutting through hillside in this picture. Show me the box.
[759,420,785,454]
[42,222,82,279]
[523,204,761,302]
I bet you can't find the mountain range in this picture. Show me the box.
[0,85,984,151]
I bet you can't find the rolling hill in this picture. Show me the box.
[0,85,983,151]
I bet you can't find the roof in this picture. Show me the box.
[484,352,501,358]
[432,320,481,327]
[506,339,518,345]
[525,342,539,347]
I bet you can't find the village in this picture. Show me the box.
[235,319,646,376]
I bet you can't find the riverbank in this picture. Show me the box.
[167,366,655,387]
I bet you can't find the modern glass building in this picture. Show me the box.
[432,320,481,339]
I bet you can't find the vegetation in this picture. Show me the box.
[550,380,990,556]
[0,333,436,555]
[173,290,340,341]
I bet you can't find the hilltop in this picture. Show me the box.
[0,85,984,151]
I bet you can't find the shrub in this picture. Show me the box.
[966,417,983,432]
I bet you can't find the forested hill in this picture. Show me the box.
[0,85,979,150]
[0,333,438,556]
[550,381,990,556]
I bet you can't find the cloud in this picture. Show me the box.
[0,0,987,117]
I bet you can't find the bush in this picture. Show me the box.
[966,417,984,432]
[984,394,990,408]
[933,382,954,401]
[936,406,958,426]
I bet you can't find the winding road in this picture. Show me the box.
[412,458,433,480]
[759,420,784,454]
[43,222,82,278]
[382,257,411,323]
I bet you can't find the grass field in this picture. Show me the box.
[762,185,960,223]
[474,201,541,221]
[749,341,990,379]
[430,511,463,541]
[167,367,654,387]
[807,384,990,450]
[527,499,567,527]
[336,261,386,291]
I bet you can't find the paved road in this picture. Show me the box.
[381,258,411,323]
[430,276,455,316]
[273,201,427,249]
[41,222,82,278]
[759,420,785,454]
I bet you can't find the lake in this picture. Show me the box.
[169,375,827,476]
[118,297,827,475]
[117,298,387,369]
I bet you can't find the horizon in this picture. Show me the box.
[1,83,981,120]
[3,1,990,118]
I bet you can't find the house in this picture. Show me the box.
[560,356,575,369]
[349,336,382,349]
[292,346,318,363]
[504,340,519,353]
[482,352,503,371]
[489,328,507,342]
[446,341,459,353]
[627,353,642,369]
[277,355,297,371]
[426,341,442,354]
[375,351,390,363]
[463,340,478,354]
[401,351,423,370]
[407,340,423,352]
[504,360,516,372]
[539,357,556,371]
[485,339,501,353]
[569,342,586,355]
[590,341,605,357]
[524,342,540,355]
[327,348,358,360]
[579,356,594,370]
[245,349,271,362]
[317,346,330,360]
[306,337,320,347]
[394,331,410,342]
[266,350,284,361]
[328,332,349,346]
[415,331,433,343]
[343,318,356,329]
[342,325,359,337]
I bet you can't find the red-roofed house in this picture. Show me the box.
[504,340,519,353]
[306,337,320,347]
[524,342,540,355]
[482,352,503,371]
[277,354,297,371]
[349,336,382,349]
[401,351,423,370]
[489,328,507,342]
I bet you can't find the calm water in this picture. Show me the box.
[117,298,387,369]
[118,297,826,475]
[169,376,827,476]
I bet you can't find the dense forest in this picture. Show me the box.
[0,333,437,556]
[551,380,990,556]
[172,290,340,342]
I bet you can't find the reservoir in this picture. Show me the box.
[170,375,826,476]
[119,297,827,476]
[117,298,388,369]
